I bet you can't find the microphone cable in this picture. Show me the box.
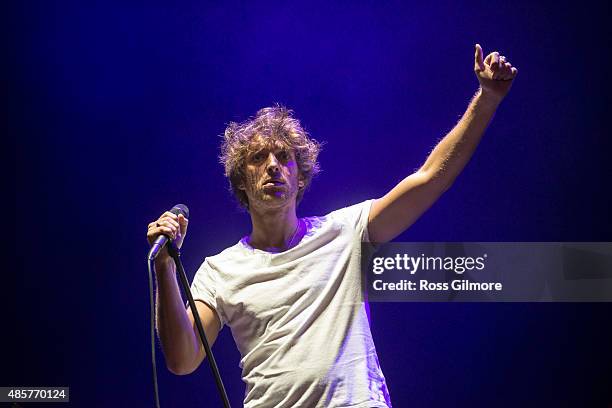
[147,257,161,408]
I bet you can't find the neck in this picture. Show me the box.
[247,202,300,252]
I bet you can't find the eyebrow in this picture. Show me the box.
[248,144,291,155]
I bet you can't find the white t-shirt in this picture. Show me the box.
[191,200,391,408]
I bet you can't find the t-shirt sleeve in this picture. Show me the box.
[189,258,225,328]
[329,199,375,243]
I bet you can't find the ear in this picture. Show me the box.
[237,182,246,191]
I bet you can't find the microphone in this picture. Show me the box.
[148,204,190,260]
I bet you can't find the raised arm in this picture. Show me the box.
[368,44,518,243]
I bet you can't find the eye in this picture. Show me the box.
[277,150,289,162]
[252,152,265,162]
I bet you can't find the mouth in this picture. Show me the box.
[263,179,284,187]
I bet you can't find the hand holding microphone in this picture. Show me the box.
[147,204,189,261]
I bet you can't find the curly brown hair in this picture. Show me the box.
[219,105,322,210]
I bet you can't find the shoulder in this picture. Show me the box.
[326,199,374,228]
[301,200,374,243]
[201,240,250,272]
[208,241,246,261]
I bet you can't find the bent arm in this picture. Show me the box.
[368,89,500,243]
[155,257,221,375]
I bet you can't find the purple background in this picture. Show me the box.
[8,1,611,406]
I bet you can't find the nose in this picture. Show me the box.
[266,153,280,175]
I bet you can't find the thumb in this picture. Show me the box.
[178,214,189,236]
[474,43,485,72]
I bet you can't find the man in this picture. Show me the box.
[147,44,517,407]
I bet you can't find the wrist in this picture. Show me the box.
[475,87,503,109]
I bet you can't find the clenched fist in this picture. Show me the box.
[147,211,189,260]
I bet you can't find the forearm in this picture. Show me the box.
[155,257,200,374]
[420,88,500,190]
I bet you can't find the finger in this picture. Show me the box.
[474,44,485,72]
[502,67,515,81]
[499,67,518,81]
[505,62,515,78]
[158,213,179,227]
[147,225,175,243]
[490,54,503,79]
[484,51,499,67]
[159,219,179,231]
[501,56,510,71]
[158,227,176,239]
[156,219,179,234]
[163,226,177,239]
[157,220,178,238]
[489,52,500,71]
[500,62,512,79]
[168,218,181,230]
[162,211,179,220]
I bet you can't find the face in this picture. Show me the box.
[239,138,304,210]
